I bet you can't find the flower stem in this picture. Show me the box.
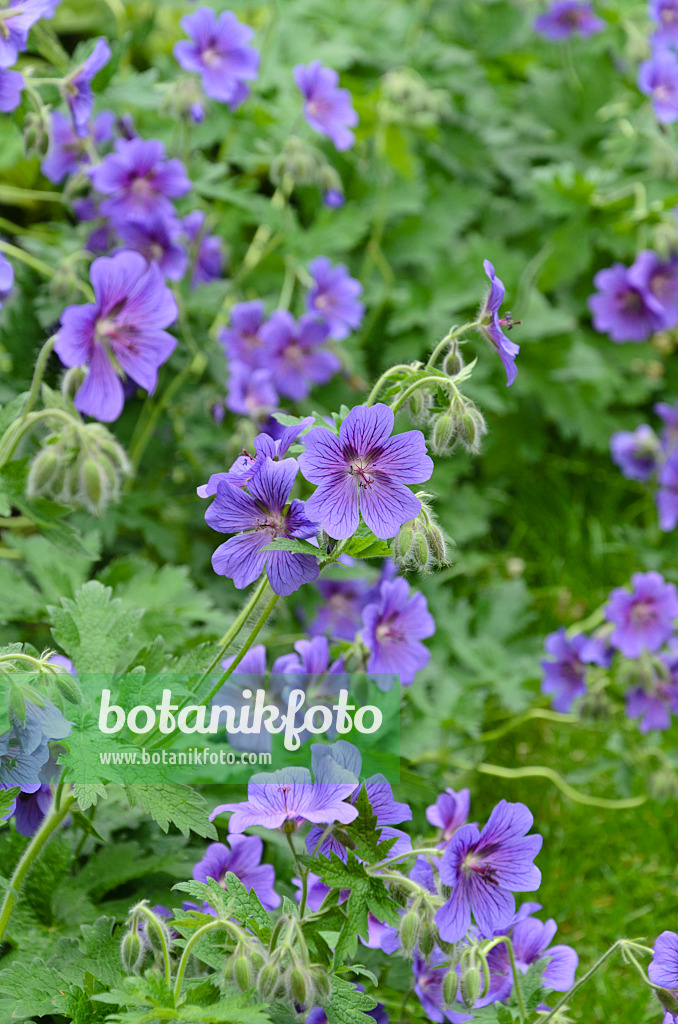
[202,590,280,706]
[173,919,239,1003]
[539,940,624,1023]
[369,847,444,872]
[389,374,452,415]
[0,788,75,944]
[365,364,413,407]
[198,575,271,684]
[134,903,172,987]
[426,321,482,367]
[0,239,92,299]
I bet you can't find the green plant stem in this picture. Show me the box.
[202,591,280,706]
[369,846,443,872]
[0,407,77,468]
[479,707,578,743]
[135,904,172,987]
[365,364,413,406]
[0,789,75,944]
[173,919,239,1003]
[0,240,92,299]
[389,374,452,415]
[21,335,56,420]
[482,936,526,1022]
[426,321,482,367]
[540,940,624,1023]
[198,575,270,685]
[285,832,309,916]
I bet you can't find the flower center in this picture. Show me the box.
[462,850,496,881]
[621,289,643,313]
[348,457,374,487]
[631,600,655,625]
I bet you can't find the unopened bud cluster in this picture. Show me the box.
[429,394,487,456]
[378,68,449,128]
[271,136,343,204]
[395,493,449,572]
[27,410,131,516]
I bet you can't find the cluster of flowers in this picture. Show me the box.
[181,741,577,1020]
[533,1,604,40]
[588,249,678,343]
[542,570,678,733]
[219,258,364,421]
[638,1,678,123]
[610,399,678,530]
[0,657,73,836]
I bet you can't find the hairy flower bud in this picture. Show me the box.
[460,965,481,1010]
[443,345,464,377]
[396,524,414,564]
[311,968,331,1002]
[417,916,435,958]
[430,413,455,455]
[443,968,459,1006]
[61,366,87,403]
[258,963,279,1001]
[79,458,108,515]
[413,531,429,569]
[52,669,82,704]
[457,407,487,454]
[399,911,420,955]
[288,966,309,1005]
[27,447,61,497]
[234,955,253,991]
[120,930,144,973]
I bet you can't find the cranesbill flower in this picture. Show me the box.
[90,138,191,228]
[534,1,604,39]
[639,50,678,124]
[435,800,542,942]
[606,571,678,658]
[610,424,661,482]
[62,38,111,137]
[220,300,268,368]
[310,577,371,641]
[0,68,24,111]
[174,7,259,109]
[626,680,678,733]
[226,362,278,420]
[193,836,280,910]
[478,261,520,386]
[588,262,667,342]
[209,764,359,832]
[205,456,319,596]
[486,905,578,994]
[650,930,678,1000]
[0,251,14,308]
[426,787,470,843]
[541,629,610,712]
[294,60,358,151]
[306,257,364,340]
[115,214,188,281]
[54,251,178,422]
[299,403,433,539]
[261,311,339,401]
[362,578,434,687]
[628,251,678,329]
[651,0,678,47]
[41,109,114,184]
[197,417,314,497]
[182,210,224,286]
[13,783,53,837]
[0,0,57,68]
[657,455,678,531]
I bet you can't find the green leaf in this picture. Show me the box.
[325,976,378,1024]
[124,784,217,839]
[48,580,143,674]
[260,538,320,556]
[346,785,398,864]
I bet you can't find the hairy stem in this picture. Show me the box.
[540,940,624,1023]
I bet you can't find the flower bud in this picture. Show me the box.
[289,966,309,1005]
[61,366,87,403]
[396,524,414,564]
[413,531,429,569]
[79,458,108,515]
[426,524,448,564]
[457,407,487,455]
[258,963,279,1001]
[460,965,481,1010]
[9,682,26,723]
[443,346,464,377]
[399,911,420,955]
[417,917,435,958]
[23,109,50,158]
[27,448,61,497]
[442,969,459,1007]
[234,955,253,991]
[311,968,331,1002]
[649,765,678,802]
[52,670,82,705]
[120,930,144,973]
[431,414,455,455]
[407,387,432,426]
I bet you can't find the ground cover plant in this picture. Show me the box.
[2,0,678,1022]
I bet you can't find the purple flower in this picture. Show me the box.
[306,257,364,340]
[435,801,543,942]
[226,362,278,420]
[261,311,339,401]
[426,787,471,843]
[0,69,24,112]
[209,764,359,832]
[626,682,678,733]
[220,300,268,368]
[13,784,53,837]
[605,571,678,658]
[0,0,56,69]
[361,578,434,687]
[588,262,667,342]
[610,424,661,482]
[534,1,604,39]
[650,930,678,991]
[193,836,280,910]
[323,188,345,208]
[90,138,191,229]
[657,401,678,456]
[54,251,178,422]
[628,251,678,330]
[174,7,259,109]
[298,404,433,540]
[62,38,111,137]
[651,1,678,47]
[485,906,578,995]
[41,109,114,184]
[182,210,224,286]
[310,577,372,641]
[639,50,678,124]
[541,629,611,713]
[0,252,14,308]
[116,214,188,281]
[294,60,358,151]
[205,456,319,596]
[198,417,314,497]
[479,261,520,386]
[413,950,471,1024]
[657,454,678,531]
